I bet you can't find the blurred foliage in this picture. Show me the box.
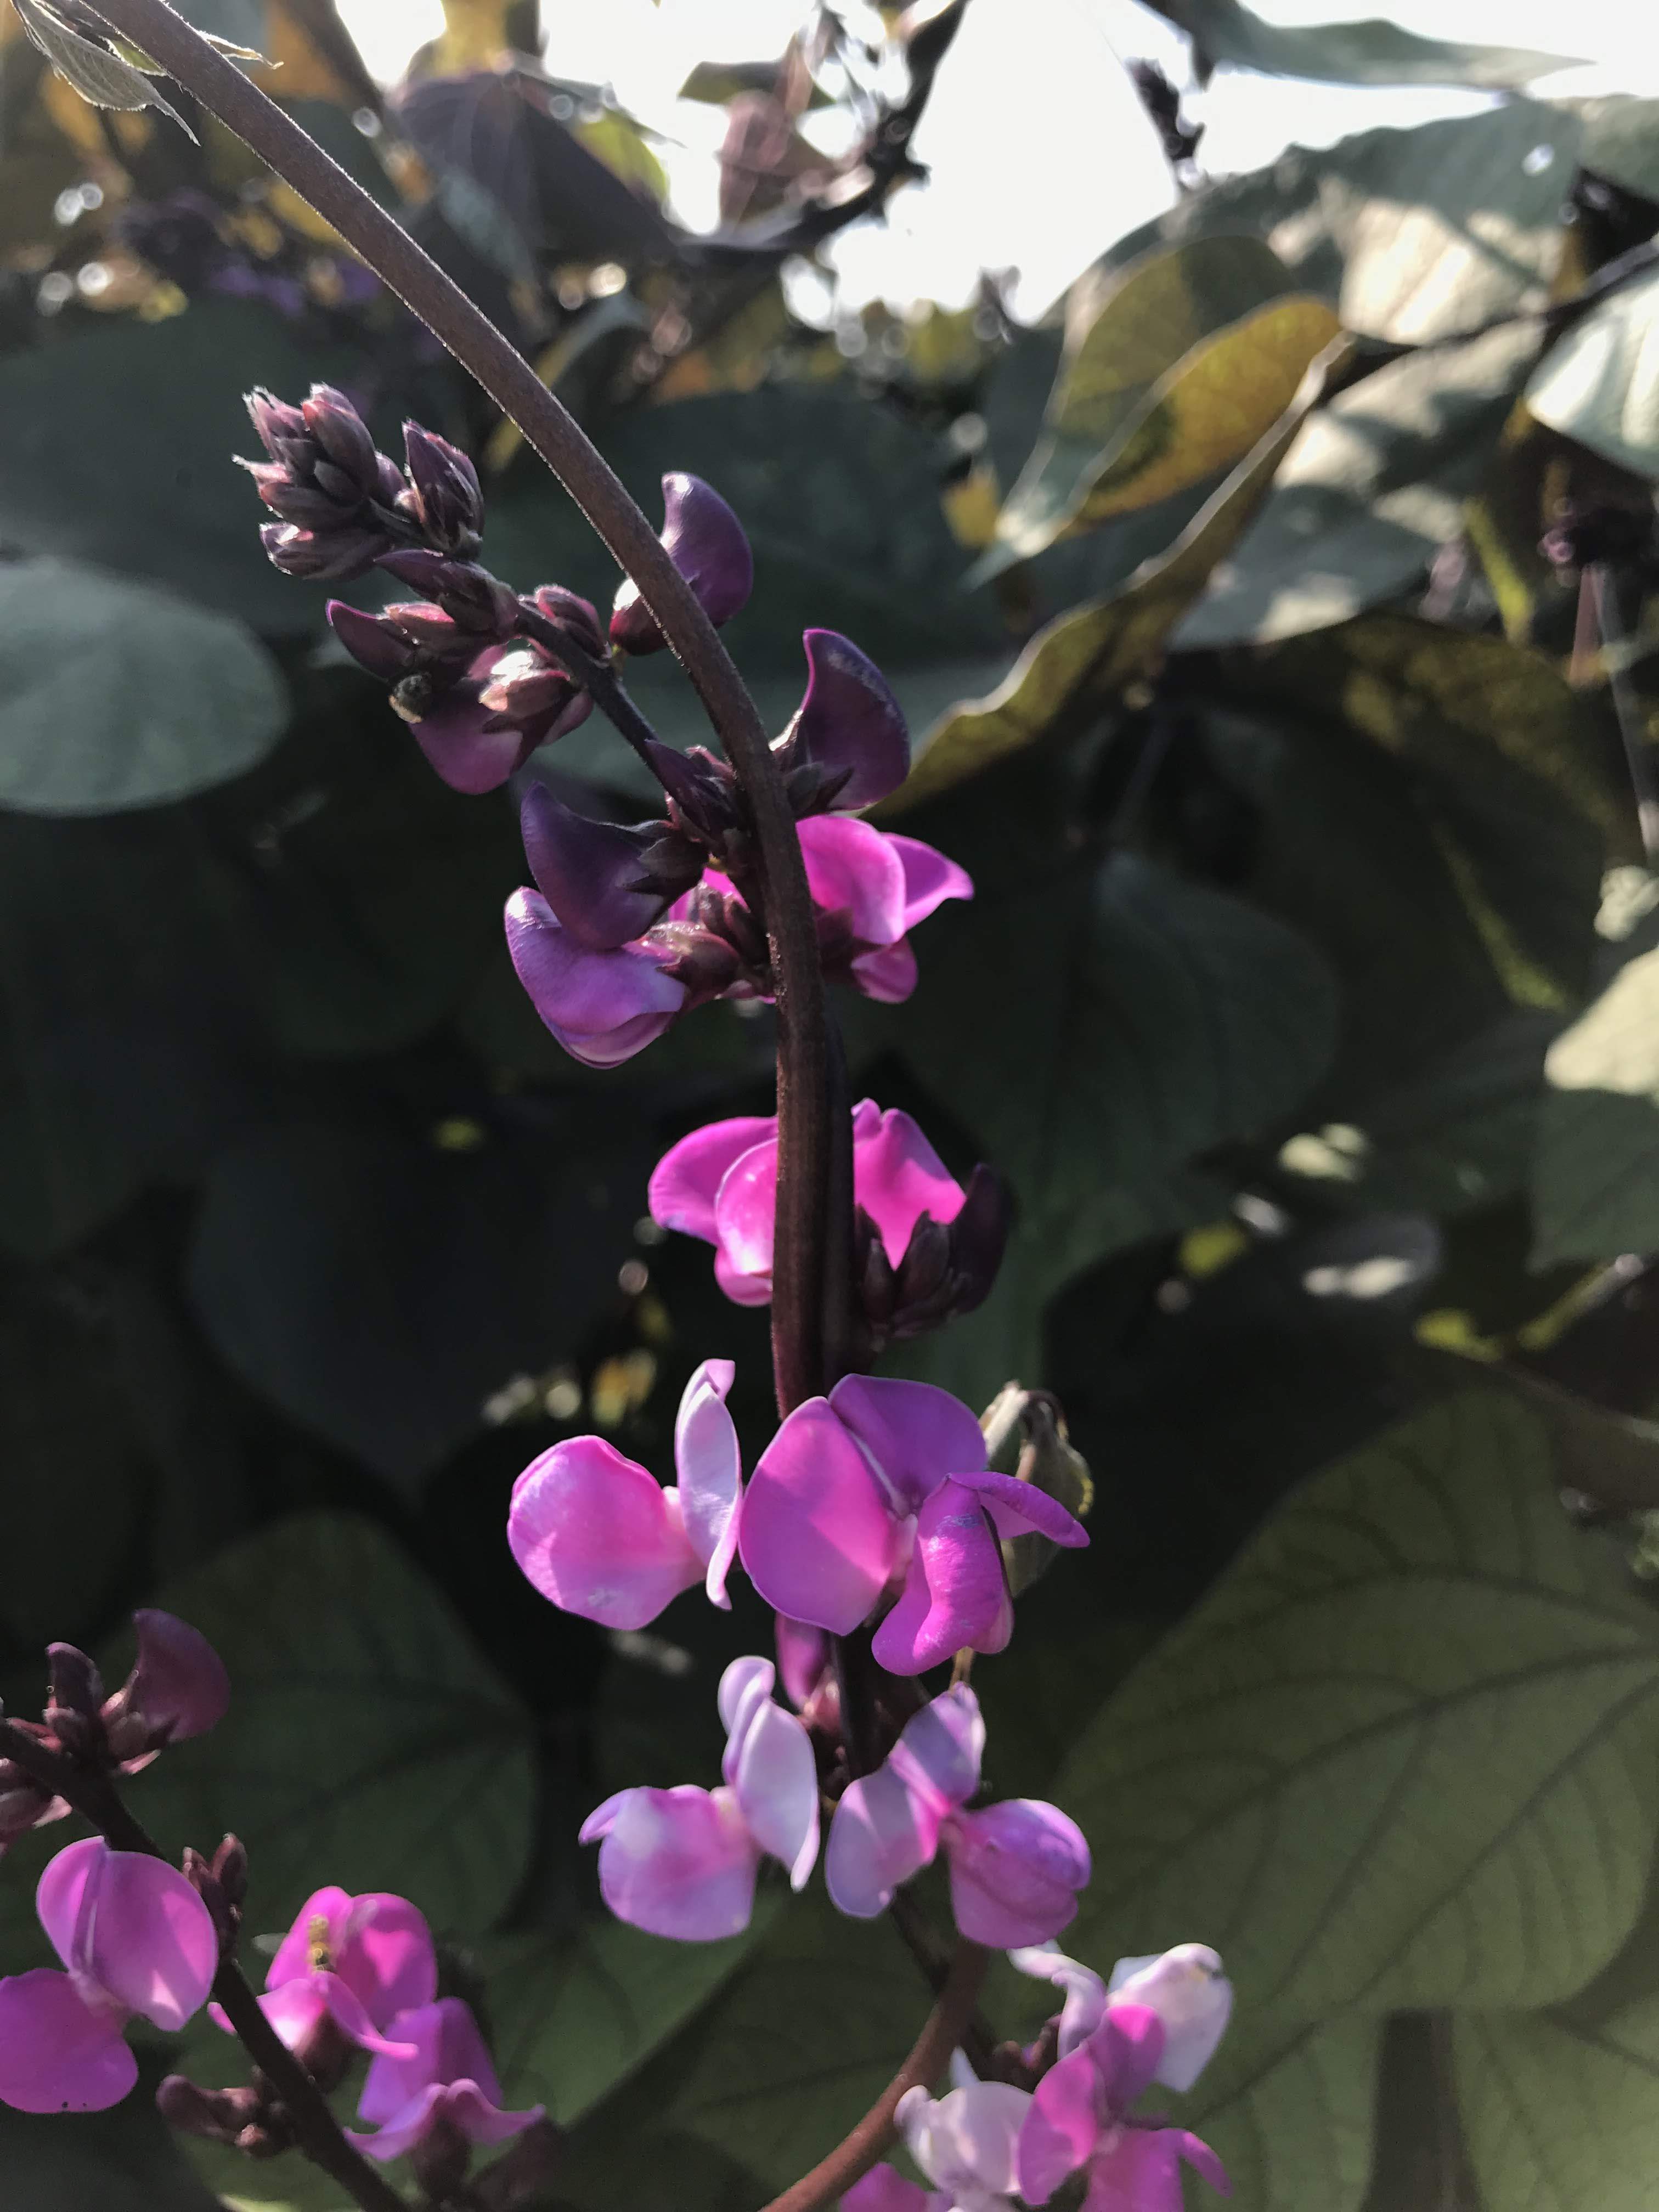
[10,4,1659,2210]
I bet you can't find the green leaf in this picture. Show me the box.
[133,1511,534,1934]
[1056,1391,1659,2020]
[1103,100,1581,343]
[14,0,193,133]
[893,333,1353,810]
[1456,1997,1659,2211]
[984,234,1301,567]
[1533,939,1659,1263]
[1183,2015,1381,2212]
[1573,97,1659,203]
[881,851,1339,1381]
[1146,0,1577,88]
[1527,264,1659,481]
[0,2092,219,2212]
[1172,321,1544,648]
[0,559,287,814]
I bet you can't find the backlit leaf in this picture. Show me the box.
[1527,263,1659,481]
[1533,938,1659,1263]
[1146,0,1576,88]
[1457,1996,1659,2211]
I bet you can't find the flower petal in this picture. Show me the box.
[504,889,685,1068]
[824,1763,941,1920]
[357,1997,503,2129]
[840,2164,941,2212]
[1080,2125,1230,2212]
[580,1785,759,1940]
[122,1610,230,1744]
[347,2080,444,2163]
[1107,1946,1233,2093]
[944,1800,1091,1948]
[785,630,911,811]
[775,1615,831,1709]
[899,2079,1032,2200]
[889,1686,985,1815]
[721,1669,820,1889]
[711,1139,783,1293]
[1017,2041,1102,2205]
[411,651,528,795]
[1008,1944,1108,2058]
[508,1436,702,1629]
[0,1969,137,2113]
[871,1482,1011,1675]
[1090,2003,1169,2112]
[828,1375,986,1512]
[797,815,907,946]
[952,1467,1090,1548]
[341,1893,438,2025]
[740,1398,903,1634]
[850,1104,965,1265]
[850,938,919,1003]
[649,1119,776,1245]
[676,1359,742,1606]
[888,834,975,928]
[519,784,674,952]
[38,1841,217,2032]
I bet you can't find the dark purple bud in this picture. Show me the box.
[610,473,754,655]
[47,1644,105,1724]
[401,422,484,557]
[112,1610,231,1751]
[646,917,748,999]
[520,784,702,951]
[261,522,391,582]
[245,388,309,460]
[411,2113,472,2203]
[211,1833,249,1909]
[183,1844,238,1949]
[642,738,741,841]
[479,645,585,729]
[326,601,424,684]
[301,383,381,494]
[376,549,518,636]
[895,1211,952,1307]
[473,2119,567,2210]
[774,630,911,812]
[946,1164,1012,1314]
[527,584,606,662]
[157,2075,261,2145]
[0,1762,67,1855]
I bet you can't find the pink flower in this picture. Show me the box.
[1011,1943,1233,2089]
[0,1838,218,2113]
[347,1996,543,2164]
[738,1374,1086,1667]
[797,815,972,1003]
[508,1358,741,1627]
[213,1884,435,2062]
[844,2075,1032,2211]
[1015,1946,1233,2212]
[649,1101,967,1306]
[504,887,690,1068]
[579,1655,819,1940]
[825,1686,1090,1946]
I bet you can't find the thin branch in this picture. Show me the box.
[0,1722,408,2212]
[757,1940,991,2212]
[83,0,830,1418]
[1588,561,1659,865]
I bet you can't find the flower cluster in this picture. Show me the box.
[846,1941,1235,2212]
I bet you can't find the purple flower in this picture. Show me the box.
[212,1885,435,2064]
[737,1375,1086,1667]
[795,816,972,1003]
[1015,1946,1233,2212]
[508,1359,742,1626]
[773,629,911,813]
[346,1996,543,2165]
[0,1839,218,2113]
[825,1686,1090,1946]
[611,473,754,655]
[100,1610,230,1770]
[845,2075,1032,2212]
[650,1100,967,1307]
[504,887,693,1066]
[579,1655,819,1940]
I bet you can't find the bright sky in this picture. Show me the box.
[336,0,1659,318]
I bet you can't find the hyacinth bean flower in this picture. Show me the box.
[1011,1942,1234,2089]
[211,1885,436,2061]
[738,1374,1086,1671]
[772,628,911,812]
[1015,1946,1234,2212]
[843,2075,1033,2212]
[509,1359,740,1625]
[793,814,972,1004]
[0,1839,218,2113]
[347,1996,543,2164]
[610,472,754,654]
[100,1608,232,1769]
[580,1656,818,1940]
[825,1686,1089,1946]
[650,1100,967,1306]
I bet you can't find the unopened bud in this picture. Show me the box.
[400,422,484,557]
[611,473,753,655]
[520,785,702,953]
[375,550,518,637]
[47,1644,105,1723]
[157,2075,267,2146]
[642,738,741,842]
[211,1834,249,1910]
[524,583,606,663]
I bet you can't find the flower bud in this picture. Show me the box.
[524,583,606,663]
[642,738,741,842]
[399,423,484,557]
[520,785,703,952]
[326,602,425,685]
[210,1834,249,1911]
[478,646,587,732]
[244,385,408,581]
[610,473,754,655]
[854,1164,1011,1350]
[773,630,911,813]
[157,2074,263,2146]
[375,550,519,637]
[0,1762,67,1855]
[46,1644,105,1725]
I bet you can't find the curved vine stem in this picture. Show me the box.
[0,1722,408,2212]
[85,0,829,1417]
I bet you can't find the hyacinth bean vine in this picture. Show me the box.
[0,4,1235,2209]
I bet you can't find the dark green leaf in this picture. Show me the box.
[0,558,287,814]
[1147,0,1576,88]
[1182,2015,1381,2212]
[0,2093,219,2212]
[1533,939,1659,1263]
[1456,1998,1659,2211]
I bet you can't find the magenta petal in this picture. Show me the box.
[347,2081,444,2162]
[943,1799,1091,1947]
[1081,2126,1227,2212]
[888,834,975,928]
[786,630,911,811]
[0,1970,137,2113]
[719,1658,819,1888]
[828,1375,986,1511]
[850,938,919,1004]
[871,1482,1011,1675]
[318,1973,421,2059]
[258,1977,328,2052]
[1018,2042,1103,2205]
[1092,2004,1169,2112]
[953,1466,1090,1548]
[580,1785,759,1940]
[1176,2129,1232,2198]
[38,1840,217,2032]
[851,1104,965,1264]
[1009,1945,1108,2058]
[797,814,907,945]
[265,1885,351,1993]
[841,2166,941,2212]
[357,1998,501,2128]
[441,2079,546,2147]
[889,1686,985,1814]
[775,1615,830,1709]
[740,1398,903,1633]
[649,1117,776,1245]
[823,1763,942,1919]
[340,1894,438,2024]
[675,1358,742,1606]
[508,1435,702,1629]
[711,1138,783,1294]
[504,889,685,1068]
[123,1610,230,1743]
